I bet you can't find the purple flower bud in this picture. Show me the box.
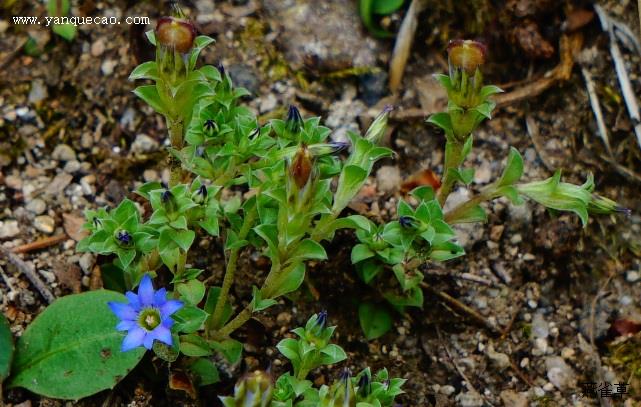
[196,145,206,157]
[92,217,102,228]
[315,310,328,331]
[357,372,371,398]
[217,62,226,77]
[115,229,133,247]
[161,189,173,203]
[399,216,417,229]
[204,119,216,133]
[285,105,303,134]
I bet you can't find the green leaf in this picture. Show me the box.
[480,85,504,99]
[189,358,220,386]
[351,243,376,264]
[372,0,404,14]
[333,165,368,213]
[47,0,70,15]
[129,61,159,81]
[472,100,496,119]
[173,229,195,252]
[177,279,206,305]
[319,344,347,365]
[276,338,300,363]
[497,147,524,187]
[269,263,305,298]
[211,338,243,364]
[8,291,145,399]
[133,85,167,115]
[0,313,13,381]
[288,239,327,263]
[250,286,278,312]
[52,24,76,41]
[449,204,487,224]
[359,0,395,38]
[426,112,453,135]
[180,334,212,357]
[189,35,216,71]
[359,302,393,340]
[451,168,475,185]
[204,287,232,328]
[172,305,209,333]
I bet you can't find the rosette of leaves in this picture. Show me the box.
[276,313,347,380]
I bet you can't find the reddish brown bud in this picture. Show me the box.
[155,16,196,53]
[447,40,487,74]
[290,146,313,189]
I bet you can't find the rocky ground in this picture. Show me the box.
[1,0,641,406]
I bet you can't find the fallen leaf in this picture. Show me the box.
[608,319,641,338]
[52,261,81,293]
[169,370,197,399]
[401,169,441,194]
[63,213,88,242]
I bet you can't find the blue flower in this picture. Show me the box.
[108,274,183,352]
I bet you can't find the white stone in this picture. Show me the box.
[130,134,159,154]
[34,215,55,234]
[26,198,46,215]
[376,166,401,194]
[626,270,640,283]
[545,356,576,391]
[0,220,20,238]
[52,144,76,161]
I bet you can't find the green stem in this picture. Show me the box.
[444,186,496,224]
[167,119,184,187]
[210,203,258,330]
[297,365,311,381]
[217,307,252,338]
[437,140,464,207]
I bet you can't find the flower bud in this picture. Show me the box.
[155,16,196,54]
[356,370,371,398]
[290,145,313,189]
[193,184,208,204]
[285,105,304,135]
[447,40,487,75]
[365,105,393,144]
[203,119,217,136]
[588,194,631,216]
[308,141,350,157]
[225,370,273,407]
[398,216,417,229]
[217,62,226,77]
[115,229,133,247]
[331,369,355,407]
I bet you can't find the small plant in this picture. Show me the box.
[220,312,405,407]
[350,39,627,338]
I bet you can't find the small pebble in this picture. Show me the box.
[101,59,118,76]
[131,134,159,154]
[440,385,455,396]
[34,215,55,234]
[52,144,77,161]
[26,198,47,215]
[376,166,401,194]
[0,220,20,238]
[626,270,639,283]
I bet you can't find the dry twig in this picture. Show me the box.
[388,0,428,93]
[0,245,55,304]
[581,67,613,156]
[11,234,68,254]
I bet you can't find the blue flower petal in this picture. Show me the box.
[153,287,167,308]
[122,327,146,352]
[161,299,183,317]
[138,274,155,306]
[116,320,136,331]
[162,317,175,328]
[108,301,137,321]
[125,291,141,311]
[143,333,155,350]
[149,325,172,346]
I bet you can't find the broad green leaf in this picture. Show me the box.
[189,358,220,386]
[129,61,159,81]
[333,165,368,213]
[250,286,278,312]
[8,291,145,399]
[319,344,347,365]
[133,85,167,115]
[448,204,487,224]
[497,147,524,187]
[359,302,393,340]
[0,313,13,381]
[173,229,195,251]
[288,239,327,263]
[180,334,212,357]
[359,0,395,37]
[480,85,504,99]
[172,305,209,333]
[276,338,300,363]
[269,263,305,298]
[426,112,453,135]
[211,338,243,364]
[177,279,206,305]
[351,243,376,264]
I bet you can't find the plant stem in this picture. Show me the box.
[210,204,258,330]
[167,119,184,187]
[297,365,311,381]
[444,186,495,224]
[217,307,252,338]
[437,140,464,207]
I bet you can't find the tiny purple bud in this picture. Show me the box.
[204,119,216,133]
[357,372,371,398]
[217,62,226,77]
[399,216,417,229]
[285,105,303,134]
[315,310,328,331]
[115,229,133,247]
[196,145,206,157]
[161,189,173,203]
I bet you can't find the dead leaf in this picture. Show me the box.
[53,261,81,293]
[63,213,88,242]
[401,169,441,194]
[169,370,197,399]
